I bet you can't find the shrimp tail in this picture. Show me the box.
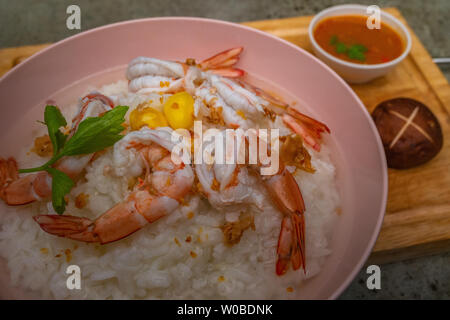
[200,47,243,69]
[283,108,330,152]
[291,213,306,271]
[210,67,245,78]
[276,215,306,275]
[33,215,99,242]
[33,201,148,244]
[265,168,306,275]
[200,47,245,78]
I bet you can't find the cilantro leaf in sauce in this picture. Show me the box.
[329,35,368,62]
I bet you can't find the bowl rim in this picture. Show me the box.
[308,4,412,70]
[0,16,388,299]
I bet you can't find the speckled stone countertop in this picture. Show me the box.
[0,0,449,299]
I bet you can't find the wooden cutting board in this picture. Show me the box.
[0,8,449,264]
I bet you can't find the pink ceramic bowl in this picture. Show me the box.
[0,17,387,299]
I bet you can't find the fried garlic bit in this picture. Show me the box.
[211,178,220,191]
[32,134,53,157]
[205,106,225,126]
[280,135,315,173]
[185,58,196,66]
[127,177,138,190]
[75,193,89,209]
[263,107,277,121]
[65,249,72,263]
[191,175,207,197]
[221,212,255,247]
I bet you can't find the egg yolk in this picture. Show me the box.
[163,92,195,129]
[129,107,168,130]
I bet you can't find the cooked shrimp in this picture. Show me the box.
[33,127,194,243]
[127,48,270,129]
[4,48,331,280]
[238,80,330,151]
[193,73,267,129]
[127,48,330,148]
[198,47,245,77]
[0,93,114,205]
[195,130,254,209]
[127,47,244,94]
[263,165,306,275]
[195,129,306,275]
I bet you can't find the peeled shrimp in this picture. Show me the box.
[0,93,114,205]
[195,130,254,209]
[127,47,330,150]
[195,129,306,274]
[34,127,194,243]
[126,47,244,93]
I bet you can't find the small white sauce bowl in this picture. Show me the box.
[308,4,412,84]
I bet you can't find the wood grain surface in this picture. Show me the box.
[0,8,449,264]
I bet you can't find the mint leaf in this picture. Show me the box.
[62,105,128,156]
[44,105,68,155]
[47,168,74,215]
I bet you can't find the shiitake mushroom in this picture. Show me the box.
[372,98,443,169]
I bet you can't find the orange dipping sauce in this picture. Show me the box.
[313,15,404,64]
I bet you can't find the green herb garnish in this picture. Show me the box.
[20,105,129,214]
[329,35,368,61]
[330,35,338,45]
[348,44,368,61]
[336,42,348,54]
[44,105,68,154]
[47,167,74,215]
